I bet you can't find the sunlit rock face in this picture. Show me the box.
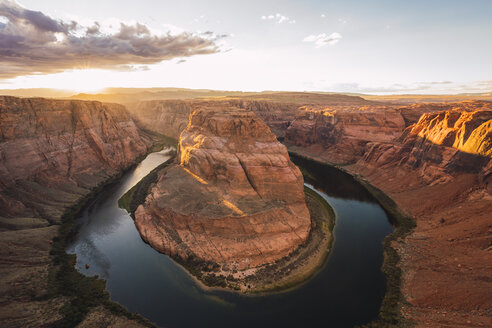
[134,107,311,270]
[359,107,492,184]
[406,110,492,157]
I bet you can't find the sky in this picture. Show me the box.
[1,0,491,94]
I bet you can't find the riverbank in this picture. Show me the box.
[46,136,176,327]
[239,186,336,294]
[288,150,416,327]
[119,166,336,294]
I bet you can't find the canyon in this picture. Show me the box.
[0,92,490,327]
[129,95,491,327]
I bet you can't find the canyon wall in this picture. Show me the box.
[125,93,377,142]
[126,100,192,139]
[0,96,152,327]
[264,99,491,326]
[0,96,153,221]
[134,107,311,271]
[126,99,300,139]
[284,105,406,164]
[347,103,492,327]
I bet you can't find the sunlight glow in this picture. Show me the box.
[222,200,245,216]
[3,69,133,93]
[182,167,208,185]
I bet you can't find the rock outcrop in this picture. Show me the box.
[0,96,153,327]
[134,107,311,270]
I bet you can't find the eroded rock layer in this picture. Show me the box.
[135,107,310,270]
[360,108,492,184]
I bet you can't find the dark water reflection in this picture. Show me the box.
[68,150,394,328]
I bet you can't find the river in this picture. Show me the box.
[67,148,394,328]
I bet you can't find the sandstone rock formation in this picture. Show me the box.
[134,107,311,270]
[0,96,153,327]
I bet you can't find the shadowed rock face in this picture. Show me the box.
[126,99,300,139]
[0,96,153,220]
[284,105,406,164]
[126,100,192,139]
[135,107,310,270]
[0,96,152,327]
[125,93,376,142]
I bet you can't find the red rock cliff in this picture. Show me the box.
[0,96,153,220]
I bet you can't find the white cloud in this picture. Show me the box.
[261,13,295,24]
[321,14,326,19]
[303,32,342,48]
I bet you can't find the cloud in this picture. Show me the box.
[416,81,453,85]
[0,1,225,79]
[261,13,295,24]
[303,32,342,48]
[329,83,431,93]
[477,80,492,87]
[320,14,326,19]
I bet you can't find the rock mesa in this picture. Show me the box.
[134,107,311,270]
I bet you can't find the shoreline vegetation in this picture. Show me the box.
[288,150,416,328]
[46,132,177,328]
[119,160,337,294]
